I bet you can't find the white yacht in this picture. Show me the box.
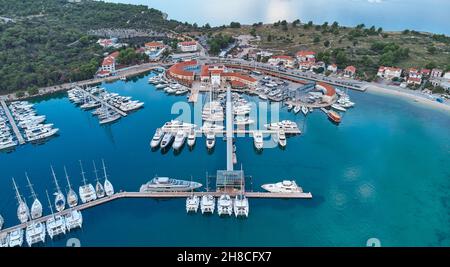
[99,111,121,125]
[162,120,196,131]
[25,173,43,219]
[234,116,254,125]
[200,195,215,214]
[293,106,301,114]
[187,129,196,147]
[234,194,249,218]
[102,159,114,196]
[217,195,233,216]
[185,194,200,213]
[25,220,46,247]
[0,214,3,230]
[78,161,97,203]
[140,177,202,192]
[45,191,66,239]
[8,229,23,247]
[64,166,78,208]
[206,131,215,150]
[331,103,347,112]
[301,106,309,116]
[25,127,59,142]
[265,120,299,131]
[12,178,29,224]
[65,210,83,231]
[120,101,144,112]
[0,232,9,247]
[253,131,264,150]
[150,128,163,148]
[278,130,287,147]
[172,130,187,150]
[160,132,174,149]
[261,180,303,193]
[93,161,105,198]
[51,166,66,212]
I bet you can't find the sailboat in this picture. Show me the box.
[93,161,105,198]
[64,166,78,208]
[25,173,43,219]
[45,190,66,239]
[233,171,249,217]
[78,160,97,203]
[12,178,29,224]
[50,166,66,212]
[102,159,114,196]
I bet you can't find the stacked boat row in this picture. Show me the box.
[10,101,59,143]
[149,74,189,95]
[150,120,198,151]
[0,108,17,150]
[0,159,114,247]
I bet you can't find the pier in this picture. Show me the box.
[81,87,127,117]
[0,190,311,235]
[0,100,25,144]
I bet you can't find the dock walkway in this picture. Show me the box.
[0,190,311,235]
[81,88,127,117]
[0,100,25,144]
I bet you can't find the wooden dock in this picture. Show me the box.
[0,100,25,144]
[81,88,127,117]
[0,190,311,235]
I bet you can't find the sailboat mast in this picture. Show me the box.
[50,165,61,192]
[45,190,55,219]
[64,166,72,190]
[12,177,22,203]
[79,160,87,186]
[25,172,37,200]
[101,159,108,181]
[92,160,99,182]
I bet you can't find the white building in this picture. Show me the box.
[377,66,403,80]
[177,41,198,52]
[444,72,450,79]
[268,55,295,68]
[296,51,316,63]
[327,64,338,73]
[431,68,443,78]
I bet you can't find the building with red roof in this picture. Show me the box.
[316,82,337,104]
[145,41,165,51]
[344,66,357,78]
[177,41,198,52]
[167,60,197,86]
[377,66,403,80]
[268,55,295,68]
[296,51,316,63]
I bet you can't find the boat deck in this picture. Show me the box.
[0,100,25,144]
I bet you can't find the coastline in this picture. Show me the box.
[365,85,450,114]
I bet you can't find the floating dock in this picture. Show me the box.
[0,190,311,235]
[0,100,25,144]
[81,88,127,117]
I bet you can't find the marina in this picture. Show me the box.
[0,100,25,145]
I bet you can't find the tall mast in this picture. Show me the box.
[93,160,99,182]
[50,165,62,193]
[101,159,108,181]
[79,160,87,186]
[12,177,22,204]
[64,166,72,191]
[25,172,37,200]
[45,190,55,219]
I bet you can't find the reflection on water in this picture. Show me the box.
[106,0,450,34]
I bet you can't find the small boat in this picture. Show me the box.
[278,130,287,147]
[50,166,66,212]
[102,159,114,196]
[293,106,301,114]
[287,104,293,111]
[301,106,309,116]
[140,176,202,192]
[12,178,29,224]
[25,173,43,220]
[253,131,264,150]
[206,131,215,150]
[187,129,196,147]
[155,84,167,89]
[150,128,163,149]
[200,195,215,214]
[328,110,341,124]
[172,130,187,150]
[217,195,233,216]
[93,161,105,198]
[331,103,346,112]
[261,180,303,193]
[160,132,174,149]
[64,166,78,208]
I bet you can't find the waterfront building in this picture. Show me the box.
[144,42,166,61]
[343,66,357,78]
[420,69,431,77]
[407,68,423,85]
[444,72,450,80]
[167,60,197,86]
[177,41,199,52]
[316,82,337,104]
[145,41,165,51]
[377,66,403,80]
[296,50,316,63]
[327,64,338,73]
[431,68,443,78]
[268,55,295,68]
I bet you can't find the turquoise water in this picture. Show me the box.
[106,0,450,35]
[1,72,449,246]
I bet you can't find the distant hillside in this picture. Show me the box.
[0,0,191,94]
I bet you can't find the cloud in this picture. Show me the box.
[367,0,384,3]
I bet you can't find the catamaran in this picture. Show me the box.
[233,175,249,217]
[64,209,83,231]
[200,195,215,214]
[45,190,66,239]
[185,177,200,213]
[93,161,105,198]
[50,166,66,212]
[64,166,78,208]
[25,173,43,219]
[12,178,29,224]
[0,232,9,247]
[217,195,233,216]
[102,159,114,196]
[8,228,23,247]
[25,218,46,247]
[78,160,97,203]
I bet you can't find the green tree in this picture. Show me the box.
[230,22,241,28]
[324,40,330,47]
